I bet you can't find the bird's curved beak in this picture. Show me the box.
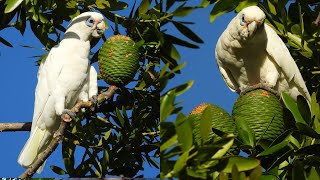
[247,21,257,37]
[92,20,105,35]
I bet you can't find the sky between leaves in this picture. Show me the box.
[0,1,238,178]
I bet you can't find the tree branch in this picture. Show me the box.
[0,122,31,132]
[19,86,118,178]
[314,12,320,26]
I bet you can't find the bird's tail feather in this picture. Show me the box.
[18,126,51,173]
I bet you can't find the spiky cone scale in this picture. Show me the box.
[189,103,236,145]
[98,35,139,87]
[232,88,285,144]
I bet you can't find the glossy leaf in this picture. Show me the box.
[212,135,234,158]
[281,92,305,124]
[296,122,320,139]
[236,118,255,147]
[267,0,277,15]
[171,80,194,97]
[173,6,194,17]
[4,0,23,13]
[175,113,193,152]
[172,147,194,175]
[50,165,67,175]
[235,0,259,12]
[221,157,260,173]
[138,0,151,15]
[297,95,311,125]
[257,140,290,157]
[160,134,177,153]
[210,0,234,23]
[200,106,214,142]
[160,90,176,122]
[294,144,320,157]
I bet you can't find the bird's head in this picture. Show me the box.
[236,6,266,40]
[65,12,106,41]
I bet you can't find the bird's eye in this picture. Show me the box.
[86,18,94,27]
[240,15,245,26]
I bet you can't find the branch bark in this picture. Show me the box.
[0,122,31,132]
[314,12,320,26]
[19,85,118,178]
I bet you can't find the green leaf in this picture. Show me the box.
[296,122,320,139]
[235,0,259,12]
[160,90,176,122]
[167,44,180,60]
[138,0,151,15]
[297,95,311,125]
[291,24,301,35]
[175,113,193,152]
[171,80,194,97]
[267,0,277,15]
[210,0,234,22]
[311,93,320,122]
[115,107,125,127]
[257,140,290,157]
[201,0,211,8]
[222,157,260,173]
[4,0,23,13]
[172,146,194,175]
[172,21,204,43]
[160,134,177,153]
[173,7,194,17]
[294,144,320,156]
[249,166,262,179]
[50,165,67,175]
[0,36,13,47]
[200,106,214,142]
[281,92,305,124]
[236,118,255,147]
[212,135,235,158]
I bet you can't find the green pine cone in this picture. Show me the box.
[189,103,235,145]
[98,35,139,86]
[232,88,285,143]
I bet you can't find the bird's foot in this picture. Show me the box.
[61,109,77,122]
[240,83,278,96]
[89,95,98,111]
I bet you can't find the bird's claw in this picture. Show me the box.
[89,95,98,111]
[61,109,77,122]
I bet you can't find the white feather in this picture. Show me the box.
[215,6,310,103]
[18,12,105,173]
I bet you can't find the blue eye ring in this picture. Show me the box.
[86,18,94,27]
[240,15,245,26]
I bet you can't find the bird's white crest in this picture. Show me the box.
[215,6,311,104]
[18,12,102,173]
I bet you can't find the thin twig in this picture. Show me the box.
[0,122,31,132]
[314,12,320,26]
[19,86,118,178]
[142,131,160,136]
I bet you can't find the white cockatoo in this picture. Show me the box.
[215,6,311,103]
[18,12,105,173]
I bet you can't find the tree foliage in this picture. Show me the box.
[1,0,160,177]
[161,0,320,179]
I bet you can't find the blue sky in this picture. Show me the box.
[0,1,239,178]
